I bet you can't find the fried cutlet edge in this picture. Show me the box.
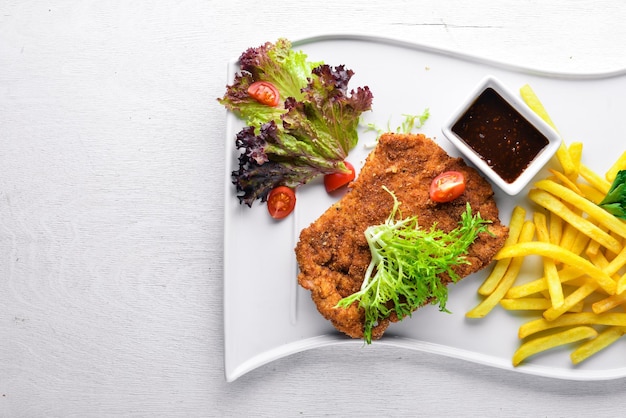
[295,133,509,340]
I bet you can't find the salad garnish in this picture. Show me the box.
[219,38,373,207]
[335,186,491,344]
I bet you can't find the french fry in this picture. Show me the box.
[583,253,614,297]
[500,298,553,311]
[559,222,579,252]
[588,249,610,269]
[608,230,625,259]
[570,231,591,257]
[549,211,563,245]
[519,84,558,129]
[505,266,583,299]
[571,326,626,365]
[568,142,583,176]
[542,279,598,321]
[617,271,626,295]
[533,212,564,308]
[512,326,597,366]
[534,179,626,240]
[576,182,606,204]
[466,221,535,318]
[586,230,626,307]
[559,202,583,253]
[585,223,609,257]
[518,312,626,339]
[579,164,611,195]
[563,276,595,289]
[519,84,576,176]
[567,300,585,313]
[549,168,582,195]
[604,245,626,277]
[500,298,583,312]
[605,151,626,182]
[494,242,617,295]
[592,291,626,314]
[528,189,621,254]
[477,206,526,296]
[555,144,576,178]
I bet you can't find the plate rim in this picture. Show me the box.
[291,32,626,79]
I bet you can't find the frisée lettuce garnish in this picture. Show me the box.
[218,38,373,206]
[335,187,491,344]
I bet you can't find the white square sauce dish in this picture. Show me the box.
[441,75,562,195]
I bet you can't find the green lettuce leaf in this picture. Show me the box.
[218,39,373,206]
[218,38,322,127]
[599,170,626,219]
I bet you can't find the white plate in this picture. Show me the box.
[223,34,626,382]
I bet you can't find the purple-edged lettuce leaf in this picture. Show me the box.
[219,39,373,206]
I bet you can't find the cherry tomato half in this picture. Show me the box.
[247,81,280,107]
[267,186,296,219]
[324,161,356,193]
[429,171,466,203]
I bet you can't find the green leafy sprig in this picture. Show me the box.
[335,186,491,343]
[364,109,430,143]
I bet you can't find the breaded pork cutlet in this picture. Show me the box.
[295,133,508,340]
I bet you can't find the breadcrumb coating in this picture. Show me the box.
[295,133,508,340]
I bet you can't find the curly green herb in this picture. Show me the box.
[335,186,491,343]
[364,109,430,142]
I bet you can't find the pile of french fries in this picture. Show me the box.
[466,84,626,367]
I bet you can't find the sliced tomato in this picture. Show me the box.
[324,161,356,193]
[267,186,296,219]
[247,81,280,107]
[429,171,466,203]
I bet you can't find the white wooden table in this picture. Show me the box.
[2,1,625,416]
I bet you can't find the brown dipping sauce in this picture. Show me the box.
[452,87,549,183]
